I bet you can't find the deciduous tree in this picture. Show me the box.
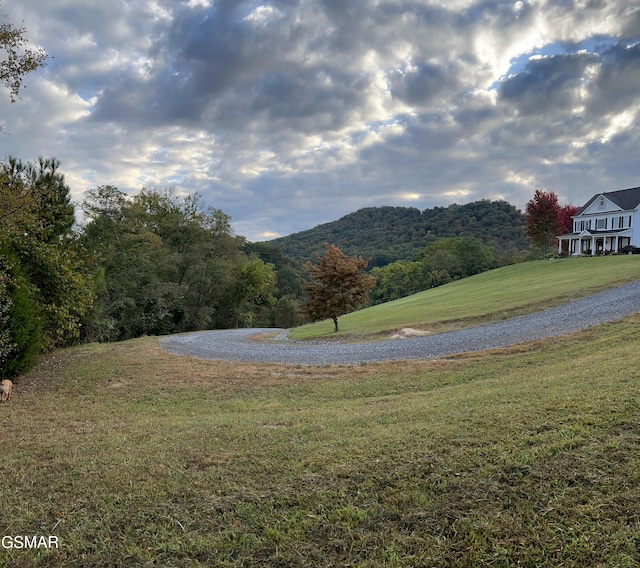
[1,3,47,125]
[226,256,276,329]
[526,189,561,256]
[526,189,578,256]
[81,186,276,340]
[557,204,579,235]
[301,243,376,332]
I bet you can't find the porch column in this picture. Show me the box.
[615,235,619,252]
[591,236,596,255]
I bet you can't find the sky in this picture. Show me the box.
[1,0,640,241]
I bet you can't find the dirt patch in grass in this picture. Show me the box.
[388,327,432,339]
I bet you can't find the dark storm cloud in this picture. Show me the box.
[91,1,283,124]
[88,0,482,129]
[588,42,640,115]
[89,0,385,128]
[498,52,598,115]
[248,70,371,131]
[388,62,461,106]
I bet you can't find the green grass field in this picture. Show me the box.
[1,256,640,566]
[290,255,640,339]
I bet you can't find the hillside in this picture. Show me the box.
[4,268,640,565]
[289,255,640,339]
[266,199,529,266]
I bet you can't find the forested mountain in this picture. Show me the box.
[267,200,529,267]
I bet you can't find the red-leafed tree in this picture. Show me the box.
[301,243,376,332]
[557,203,579,234]
[526,189,577,256]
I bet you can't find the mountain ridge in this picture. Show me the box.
[264,199,529,266]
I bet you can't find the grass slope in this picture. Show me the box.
[290,255,640,340]
[0,257,640,568]
[1,312,640,566]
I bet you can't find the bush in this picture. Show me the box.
[426,269,452,288]
[0,254,43,378]
[273,296,300,328]
[0,271,14,366]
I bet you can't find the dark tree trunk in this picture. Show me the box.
[332,315,339,332]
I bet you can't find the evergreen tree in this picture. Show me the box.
[0,157,94,352]
[0,251,43,377]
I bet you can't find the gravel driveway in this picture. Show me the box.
[159,280,640,365]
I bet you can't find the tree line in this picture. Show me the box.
[0,158,94,375]
[0,162,289,378]
[368,189,580,304]
[368,236,500,304]
[0,155,582,377]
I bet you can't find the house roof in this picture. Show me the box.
[576,186,640,215]
[558,228,632,238]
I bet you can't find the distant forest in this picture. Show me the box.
[265,200,530,267]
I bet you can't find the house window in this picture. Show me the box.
[598,196,606,211]
[596,218,607,230]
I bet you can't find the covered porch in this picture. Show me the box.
[557,230,632,256]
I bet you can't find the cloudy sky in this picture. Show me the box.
[1,1,640,241]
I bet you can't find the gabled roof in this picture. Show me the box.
[576,186,640,215]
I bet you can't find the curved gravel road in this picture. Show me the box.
[160,280,640,365]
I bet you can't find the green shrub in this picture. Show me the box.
[0,252,43,378]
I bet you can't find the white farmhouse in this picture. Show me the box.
[557,186,640,256]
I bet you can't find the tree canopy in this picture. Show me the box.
[0,157,94,376]
[80,186,276,341]
[301,243,376,332]
[1,159,279,377]
[268,200,528,266]
[1,3,47,105]
[370,236,499,304]
[526,189,578,256]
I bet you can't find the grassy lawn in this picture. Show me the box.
[289,255,640,340]
[1,313,640,566]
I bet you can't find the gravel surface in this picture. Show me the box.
[159,280,640,365]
